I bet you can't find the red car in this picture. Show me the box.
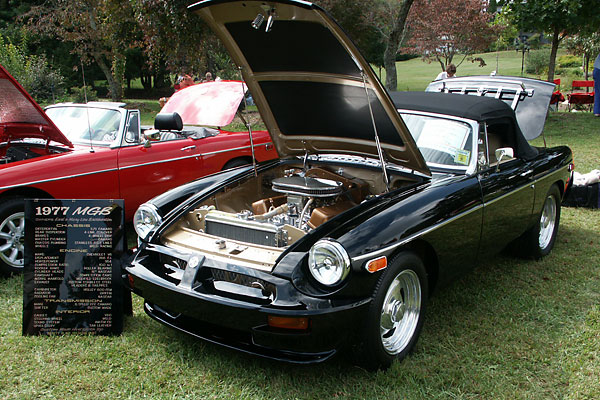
[0,65,277,274]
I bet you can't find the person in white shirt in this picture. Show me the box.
[435,64,457,80]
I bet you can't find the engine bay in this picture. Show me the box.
[160,162,416,271]
[0,142,64,164]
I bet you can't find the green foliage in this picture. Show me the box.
[553,66,581,79]
[0,35,64,102]
[558,55,581,68]
[507,0,600,36]
[69,85,98,103]
[526,49,551,74]
[490,11,518,52]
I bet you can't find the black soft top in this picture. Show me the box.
[391,91,538,160]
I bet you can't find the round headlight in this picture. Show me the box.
[133,203,162,240]
[308,239,351,286]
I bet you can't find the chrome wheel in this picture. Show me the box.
[380,269,422,355]
[538,194,557,250]
[0,211,25,269]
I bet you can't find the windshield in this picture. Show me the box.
[45,107,122,146]
[400,113,473,170]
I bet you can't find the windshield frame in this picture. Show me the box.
[45,105,126,148]
[398,109,478,175]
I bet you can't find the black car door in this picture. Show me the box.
[477,157,535,257]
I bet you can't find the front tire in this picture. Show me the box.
[357,251,428,370]
[221,158,251,171]
[0,197,25,275]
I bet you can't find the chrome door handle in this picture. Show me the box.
[180,145,196,151]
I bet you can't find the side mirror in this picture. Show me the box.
[495,147,514,171]
[142,129,161,148]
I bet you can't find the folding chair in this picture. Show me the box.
[568,80,594,111]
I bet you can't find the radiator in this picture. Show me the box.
[204,210,288,247]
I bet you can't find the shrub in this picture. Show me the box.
[0,35,65,103]
[525,49,550,75]
[558,55,581,68]
[69,86,98,103]
[566,68,583,78]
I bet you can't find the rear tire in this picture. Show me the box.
[0,197,25,275]
[521,184,561,259]
[357,251,428,370]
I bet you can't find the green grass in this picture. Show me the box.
[1,111,598,399]
[375,49,569,91]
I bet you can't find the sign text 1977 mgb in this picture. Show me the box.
[23,199,126,336]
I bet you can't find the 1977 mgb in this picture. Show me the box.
[125,0,573,369]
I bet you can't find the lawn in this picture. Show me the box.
[1,109,598,399]
[374,49,569,91]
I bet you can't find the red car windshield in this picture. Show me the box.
[45,107,122,146]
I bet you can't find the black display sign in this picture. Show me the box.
[23,199,125,336]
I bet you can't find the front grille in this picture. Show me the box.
[210,268,276,296]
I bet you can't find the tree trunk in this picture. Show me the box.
[384,0,415,91]
[94,53,122,101]
[547,26,560,82]
[141,73,152,90]
[383,46,398,91]
[437,57,446,72]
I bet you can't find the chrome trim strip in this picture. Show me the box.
[198,142,273,157]
[352,203,484,262]
[483,163,570,207]
[0,167,119,191]
[118,154,200,171]
[352,162,570,263]
[532,163,569,185]
[1,141,275,190]
[482,179,533,207]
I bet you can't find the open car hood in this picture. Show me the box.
[190,0,429,176]
[160,80,247,127]
[426,76,555,141]
[0,64,73,147]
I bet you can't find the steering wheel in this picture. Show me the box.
[101,131,117,142]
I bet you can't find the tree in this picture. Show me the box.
[315,0,387,69]
[406,0,499,72]
[361,0,415,91]
[25,0,138,101]
[0,35,65,102]
[506,0,600,82]
[565,33,600,80]
[133,0,213,79]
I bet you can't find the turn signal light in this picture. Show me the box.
[267,316,309,331]
[365,256,387,273]
[127,274,135,288]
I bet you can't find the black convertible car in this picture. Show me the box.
[125,0,573,369]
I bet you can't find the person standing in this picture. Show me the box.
[594,53,600,116]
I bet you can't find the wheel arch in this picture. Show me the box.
[0,186,54,202]
[221,156,253,171]
[390,239,440,298]
[553,178,565,197]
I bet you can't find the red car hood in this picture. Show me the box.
[0,64,73,147]
[160,80,247,127]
